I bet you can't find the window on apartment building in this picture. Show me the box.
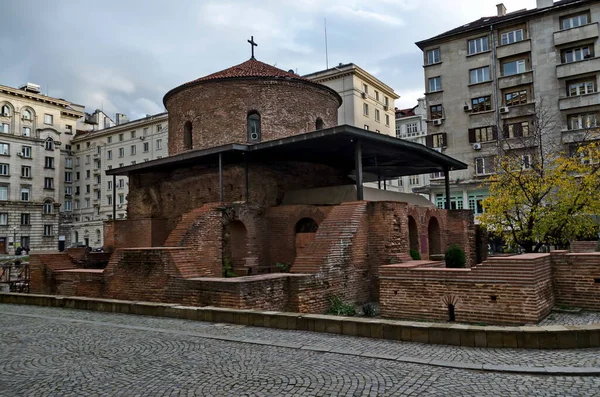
[107,136,112,144]
[21,146,31,159]
[0,213,8,226]
[385,114,390,126]
[65,124,73,134]
[427,132,447,148]
[119,134,124,142]
[119,148,124,157]
[44,177,54,190]
[73,200,79,209]
[22,127,31,137]
[0,163,8,176]
[86,142,90,148]
[0,143,8,155]
[86,170,90,179]
[468,193,487,214]
[500,29,524,45]
[21,166,30,178]
[468,36,489,55]
[505,89,528,106]
[131,131,136,139]
[44,114,53,125]
[97,146,101,154]
[436,194,464,210]
[64,200,72,211]
[65,158,72,169]
[568,79,596,96]
[95,190,101,200]
[469,126,497,143]
[502,59,526,76]
[107,150,112,160]
[426,48,441,65]
[568,113,599,130]
[375,91,380,101]
[0,123,8,134]
[521,154,533,170]
[475,157,495,175]
[21,213,30,225]
[409,175,420,186]
[76,172,81,181]
[43,200,53,214]
[504,121,530,138]
[86,184,90,193]
[43,225,53,236]
[118,179,125,188]
[85,198,90,208]
[75,157,80,166]
[407,123,419,135]
[107,195,113,205]
[1,105,9,116]
[22,109,32,120]
[362,83,368,94]
[85,155,90,164]
[469,66,490,84]
[143,142,149,152]
[118,194,125,204]
[430,104,443,119]
[157,124,163,132]
[562,46,593,63]
[384,97,389,107]
[65,172,72,183]
[375,109,380,122]
[45,139,54,151]
[130,145,136,155]
[65,186,72,196]
[0,185,6,200]
[20,187,30,201]
[107,180,113,190]
[143,127,148,136]
[471,96,492,112]
[428,76,441,92]
[561,12,589,30]
[156,139,162,150]
[363,103,369,116]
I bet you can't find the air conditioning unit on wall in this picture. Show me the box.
[432,119,443,126]
[473,143,482,150]
[500,106,510,114]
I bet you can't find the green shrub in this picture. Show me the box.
[445,244,466,268]
[222,258,236,278]
[409,249,421,260]
[275,262,291,273]
[362,303,376,317]
[326,296,356,316]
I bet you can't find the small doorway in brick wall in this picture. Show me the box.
[408,216,419,254]
[223,220,248,276]
[428,217,441,257]
[294,218,319,258]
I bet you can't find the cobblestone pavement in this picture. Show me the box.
[538,310,600,326]
[1,304,600,396]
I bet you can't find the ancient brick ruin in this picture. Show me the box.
[27,58,600,325]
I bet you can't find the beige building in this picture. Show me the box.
[66,113,168,248]
[416,0,600,217]
[303,63,399,136]
[0,83,83,252]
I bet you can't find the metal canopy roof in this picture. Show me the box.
[106,125,468,180]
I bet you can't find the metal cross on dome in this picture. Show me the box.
[248,36,258,59]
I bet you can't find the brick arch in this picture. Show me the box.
[221,205,263,275]
[428,216,441,256]
[407,215,419,253]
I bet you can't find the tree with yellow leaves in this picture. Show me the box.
[479,109,600,253]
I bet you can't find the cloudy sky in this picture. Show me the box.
[1,0,539,120]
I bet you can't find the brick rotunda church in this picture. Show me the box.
[31,44,479,315]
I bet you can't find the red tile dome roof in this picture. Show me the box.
[163,58,339,105]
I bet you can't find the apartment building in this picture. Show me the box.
[0,83,84,252]
[416,0,600,218]
[392,98,430,194]
[65,113,168,248]
[303,63,399,136]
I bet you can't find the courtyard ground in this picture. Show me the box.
[1,303,599,396]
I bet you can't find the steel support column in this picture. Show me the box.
[354,140,364,201]
[444,166,451,210]
[112,174,116,220]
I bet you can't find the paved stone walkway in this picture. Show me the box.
[1,304,600,396]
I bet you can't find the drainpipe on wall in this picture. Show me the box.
[491,24,501,157]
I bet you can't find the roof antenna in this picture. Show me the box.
[324,18,329,69]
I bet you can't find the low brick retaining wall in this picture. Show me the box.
[1,292,599,349]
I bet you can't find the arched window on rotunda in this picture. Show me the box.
[247,111,261,142]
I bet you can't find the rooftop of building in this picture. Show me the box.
[163,57,341,105]
[0,84,84,117]
[303,63,400,99]
[395,107,417,118]
[416,0,588,49]
[73,112,168,141]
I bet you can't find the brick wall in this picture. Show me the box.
[104,218,169,251]
[54,270,104,297]
[552,251,600,310]
[380,254,555,325]
[446,210,477,267]
[165,79,340,155]
[29,253,77,294]
[570,241,598,253]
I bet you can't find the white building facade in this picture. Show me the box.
[0,83,83,252]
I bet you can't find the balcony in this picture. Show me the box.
[498,70,533,90]
[557,57,600,79]
[560,128,600,144]
[554,23,599,47]
[497,39,531,59]
[559,92,600,111]
[500,102,536,120]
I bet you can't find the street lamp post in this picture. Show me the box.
[12,226,17,255]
